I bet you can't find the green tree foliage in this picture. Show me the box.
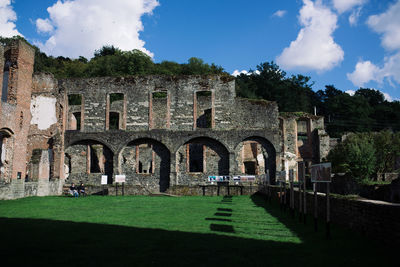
[373,131,400,174]
[1,36,225,78]
[328,133,377,181]
[235,62,316,113]
[328,131,400,181]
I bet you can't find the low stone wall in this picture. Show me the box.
[80,183,261,196]
[0,179,63,200]
[260,185,400,245]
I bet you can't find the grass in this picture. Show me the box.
[0,194,396,266]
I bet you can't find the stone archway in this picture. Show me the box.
[65,140,114,185]
[175,137,229,185]
[235,136,276,183]
[119,138,170,193]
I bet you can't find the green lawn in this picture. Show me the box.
[0,194,396,266]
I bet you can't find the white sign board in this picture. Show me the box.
[101,175,108,185]
[311,163,332,183]
[232,175,256,182]
[208,176,230,182]
[115,175,126,183]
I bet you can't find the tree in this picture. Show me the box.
[235,61,317,113]
[328,133,376,181]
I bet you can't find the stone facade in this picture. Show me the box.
[279,112,330,180]
[0,41,329,199]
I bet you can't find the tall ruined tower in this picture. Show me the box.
[0,40,35,182]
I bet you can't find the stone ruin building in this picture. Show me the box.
[0,40,330,199]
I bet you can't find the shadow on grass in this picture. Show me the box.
[250,193,397,266]
[0,194,396,267]
[0,217,298,267]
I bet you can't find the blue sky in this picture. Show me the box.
[1,0,399,100]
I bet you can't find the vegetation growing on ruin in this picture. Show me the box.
[2,36,400,137]
[0,195,396,266]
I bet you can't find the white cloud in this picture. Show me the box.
[276,0,344,72]
[347,60,380,86]
[36,18,54,34]
[347,1,400,88]
[367,0,400,51]
[232,69,260,77]
[346,89,393,102]
[232,70,248,77]
[35,0,159,59]
[272,10,287,18]
[348,7,362,26]
[0,0,22,37]
[332,0,367,14]
[382,92,393,102]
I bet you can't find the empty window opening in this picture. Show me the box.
[297,120,308,143]
[244,161,257,175]
[109,112,120,130]
[90,146,101,173]
[137,144,154,174]
[0,137,5,180]
[151,91,168,129]
[73,112,81,130]
[197,91,212,97]
[1,61,11,103]
[110,93,124,105]
[138,160,153,174]
[189,143,204,172]
[196,91,212,129]
[152,91,167,99]
[197,108,212,128]
[68,94,82,105]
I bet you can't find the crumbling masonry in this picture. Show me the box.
[0,40,330,199]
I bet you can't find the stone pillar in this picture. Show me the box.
[229,152,236,176]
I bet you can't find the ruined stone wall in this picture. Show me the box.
[59,76,275,132]
[279,113,329,180]
[0,41,35,182]
[0,178,63,200]
[28,73,64,181]
[261,186,400,245]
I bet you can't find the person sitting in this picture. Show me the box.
[78,183,86,197]
[69,183,79,197]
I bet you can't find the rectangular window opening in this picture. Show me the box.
[244,161,257,175]
[68,94,82,106]
[151,91,168,129]
[189,143,204,172]
[73,112,81,130]
[196,91,212,129]
[152,91,167,99]
[110,93,124,105]
[138,144,154,174]
[109,112,120,130]
[297,120,308,143]
[1,71,9,102]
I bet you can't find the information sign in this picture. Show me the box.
[115,174,126,183]
[311,163,332,183]
[101,175,108,185]
[208,176,230,182]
